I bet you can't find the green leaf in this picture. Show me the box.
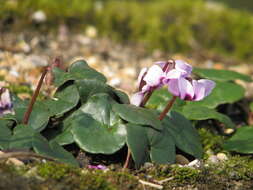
[45,84,80,117]
[126,123,175,167]
[163,111,203,158]
[64,93,126,154]
[68,60,106,83]
[34,139,78,166]
[181,104,236,128]
[146,88,186,112]
[187,81,245,109]
[113,89,130,104]
[52,59,106,87]
[13,96,50,132]
[112,103,163,131]
[53,130,74,146]
[149,128,175,164]
[193,68,252,82]
[0,120,12,149]
[125,123,150,168]
[223,126,253,154]
[9,125,78,166]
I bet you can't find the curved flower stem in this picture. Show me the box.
[158,96,177,121]
[22,66,48,125]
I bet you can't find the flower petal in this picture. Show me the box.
[192,79,215,101]
[166,69,183,79]
[143,65,164,86]
[167,79,180,96]
[178,78,194,100]
[175,60,192,77]
[137,67,148,89]
[130,92,144,106]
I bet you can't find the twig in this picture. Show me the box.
[22,66,48,124]
[0,151,58,162]
[138,179,163,189]
[154,177,174,185]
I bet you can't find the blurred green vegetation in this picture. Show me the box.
[1,0,253,62]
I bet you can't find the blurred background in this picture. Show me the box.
[0,0,253,93]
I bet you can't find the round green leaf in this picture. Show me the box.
[193,68,252,82]
[112,103,163,131]
[67,94,126,154]
[223,126,253,154]
[149,128,175,164]
[125,123,150,168]
[182,104,236,128]
[0,120,12,149]
[45,84,80,117]
[163,111,203,158]
[68,60,107,83]
[187,81,245,109]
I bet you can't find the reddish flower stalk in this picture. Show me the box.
[22,66,49,125]
[158,96,177,121]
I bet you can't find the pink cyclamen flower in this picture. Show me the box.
[131,59,215,105]
[88,164,107,170]
[0,87,13,116]
[130,64,167,106]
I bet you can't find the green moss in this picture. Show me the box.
[198,128,225,156]
[2,0,253,62]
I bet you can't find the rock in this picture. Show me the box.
[188,159,201,168]
[175,154,190,165]
[85,26,97,38]
[224,128,234,135]
[32,10,47,23]
[216,153,228,161]
[207,155,219,164]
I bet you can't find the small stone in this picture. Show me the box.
[32,10,47,23]
[85,26,97,38]
[224,128,234,135]
[207,155,219,164]
[175,154,190,165]
[108,78,121,87]
[188,159,201,168]
[143,162,154,169]
[216,153,228,161]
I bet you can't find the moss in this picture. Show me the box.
[198,128,225,156]
[2,0,253,62]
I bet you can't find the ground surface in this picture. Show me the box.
[1,29,253,189]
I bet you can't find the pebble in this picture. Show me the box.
[207,155,219,164]
[216,153,228,161]
[32,10,47,23]
[224,128,234,135]
[175,154,190,165]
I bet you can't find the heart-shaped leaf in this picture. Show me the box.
[125,123,150,168]
[53,60,106,87]
[0,120,12,149]
[112,103,163,131]
[193,68,252,82]
[63,93,126,154]
[12,96,50,132]
[187,81,245,109]
[9,125,78,166]
[148,128,175,164]
[223,126,253,154]
[181,104,236,128]
[44,84,80,117]
[163,111,203,158]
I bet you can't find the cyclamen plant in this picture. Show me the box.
[3,57,248,169]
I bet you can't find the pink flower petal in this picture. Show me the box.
[130,92,144,106]
[178,78,194,100]
[175,60,192,77]
[167,79,180,96]
[143,65,164,86]
[137,68,148,89]
[192,79,215,101]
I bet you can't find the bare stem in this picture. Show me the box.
[22,66,48,125]
[123,148,131,169]
[158,96,177,121]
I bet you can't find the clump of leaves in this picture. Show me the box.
[0,58,252,169]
